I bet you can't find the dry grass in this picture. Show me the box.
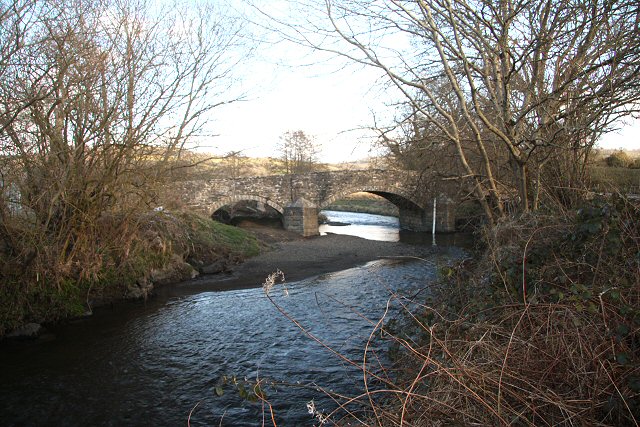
[372,301,638,425]
[0,210,259,335]
[354,196,640,426]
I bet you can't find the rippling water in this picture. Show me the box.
[0,212,468,426]
[0,255,465,426]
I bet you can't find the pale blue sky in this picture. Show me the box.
[599,119,640,151]
[211,54,389,163]
[204,1,639,163]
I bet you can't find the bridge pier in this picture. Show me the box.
[399,195,456,233]
[283,198,319,237]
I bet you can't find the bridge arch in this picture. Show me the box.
[209,194,285,216]
[319,188,424,212]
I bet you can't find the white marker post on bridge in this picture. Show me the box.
[432,197,437,246]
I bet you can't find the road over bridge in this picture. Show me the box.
[172,169,459,236]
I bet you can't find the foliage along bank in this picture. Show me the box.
[0,211,260,338]
[367,196,639,426]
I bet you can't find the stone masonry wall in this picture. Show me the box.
[169,169,458,233]
[172,170,440,212]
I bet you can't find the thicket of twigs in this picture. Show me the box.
[0,0,248,336]
[322,196,638,426]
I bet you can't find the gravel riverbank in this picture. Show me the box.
[170,233,440,294]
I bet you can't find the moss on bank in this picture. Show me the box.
[0,211,260,337]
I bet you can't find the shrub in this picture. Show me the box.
[335,197,640,426]
[605,151,632,168]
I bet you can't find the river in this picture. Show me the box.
[0,212,467,426]
[320,209,473,246]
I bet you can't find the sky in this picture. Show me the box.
[210,57,389,164]
[202,1,639,164]
[198,0,397,164]
[598,119,640,152]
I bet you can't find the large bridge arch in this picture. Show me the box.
[319,187,436,232]
[209,195,285,216]
[319,188,425,212]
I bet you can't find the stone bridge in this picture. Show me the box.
[172,169,458,236]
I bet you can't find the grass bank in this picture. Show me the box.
[0,211,259,337]
[325,193,399,217]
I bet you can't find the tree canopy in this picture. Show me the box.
[276,130,320,174]
[271,0,640,222]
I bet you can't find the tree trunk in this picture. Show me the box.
[518,163,529,213]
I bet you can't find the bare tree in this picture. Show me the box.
[221,151,249,179]
[0,0,247,282]
[276,130,319,174]
[267,0,640,222]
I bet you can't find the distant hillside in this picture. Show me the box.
[168,152,382,180]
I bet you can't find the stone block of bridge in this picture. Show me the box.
[398,195,456,233]
[283,198,319,237]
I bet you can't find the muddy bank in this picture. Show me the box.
[169,232,439,294]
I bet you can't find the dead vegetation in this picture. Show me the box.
[0,210,259,336]
[252,196,639,426]
[0,0,252,335]
[338,196,640,426]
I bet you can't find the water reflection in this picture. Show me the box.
[319,210,400,241]
[320,210,476,248]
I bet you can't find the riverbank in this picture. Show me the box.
[174,232,441,294]
[0,211,262,338]
[337,197,640,426]
[2,213,443,338]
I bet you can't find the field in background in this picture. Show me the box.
[323,192,399,217]
[589,166,640,192]
[169,152,378,181]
